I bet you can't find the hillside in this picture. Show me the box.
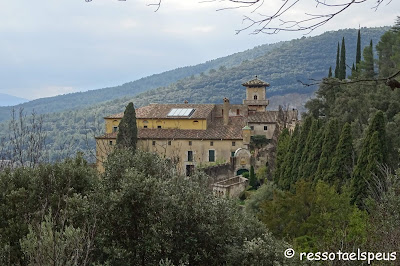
[0,93,28,106]
[0,41,284,123]
[0,27,389,162]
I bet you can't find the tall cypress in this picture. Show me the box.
[303,122,325,182]
[339,37,346,80]
[116,102,138,150]
[352,111,387,207]
[326,123,354,187]
[356,29,361,70]
[334,42,340,78]
[316,119,339,181]
[291,116,313,184]
[328,66,332,78]
[298,119,319,180]
[273,128,290,184]
[280,125,300,190]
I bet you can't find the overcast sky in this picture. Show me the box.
[0,0,398,100]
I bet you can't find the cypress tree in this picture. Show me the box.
[298,119,319,180]
[356,29,361,69]
[316,119,339,181]
[326,123,354,187]
[249,165,257,189]
[273,128,290,184]
[280,125,300,190]
[116,102,138,150]
[291,116,313,183]
[352,111,387,207]
[303,122,325,182]
[339,37,346,80]
[328,67,332,78]
[334,42,340,78]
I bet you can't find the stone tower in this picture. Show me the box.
[242,76,269,112]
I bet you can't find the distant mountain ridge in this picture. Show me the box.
[0,93,28,106]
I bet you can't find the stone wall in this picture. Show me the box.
[213,176,248,198]
[202,162,234,183]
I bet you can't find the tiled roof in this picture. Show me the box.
[248,112,279,123]
[96,117,246,140]
[105,104,215,120]
[242,76,270,87]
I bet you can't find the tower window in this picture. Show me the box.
[264,126,268,130]
[109,140,113,145]
[113,126,118,133]
[254,95,258,100]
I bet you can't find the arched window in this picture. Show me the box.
[254,95,258,100]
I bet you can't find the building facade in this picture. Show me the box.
[96,76,298,175]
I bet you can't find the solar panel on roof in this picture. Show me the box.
[167,108,195,117]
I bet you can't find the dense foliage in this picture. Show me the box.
[0,150,297,265]
[246,20,400,262]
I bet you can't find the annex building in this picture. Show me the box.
[96,76,298,175]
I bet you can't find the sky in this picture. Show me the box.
[0,0,398,100]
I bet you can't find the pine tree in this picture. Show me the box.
[279,125,300,190]
[116,102,138,150]
[339,37,346,80]
[316,119,339,181]
[328,66,332,78]
[356,29,361,69]
[360,40,375,78]
[273,128,290,184]
[326,123,353,187]
[334,42,340,78]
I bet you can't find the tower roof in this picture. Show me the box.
[242,76,270,87]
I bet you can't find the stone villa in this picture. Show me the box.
[96,76,298,176]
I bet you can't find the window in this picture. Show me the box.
[168,140,171,145]
[152,141,156,146]
[231,152,235,157]
[250,126,254,130]
[157,125,162,129]
[187,151,193,162]
[236,109,240,115]
[232,141,236,146]
[254,95,258,100]
[113,126,118,133]
[144,125,148,128]
[109,140,113,145]
[209,150,215,162]
[210,141,213,146]
[264,125,268,131]
[189,141,192,146]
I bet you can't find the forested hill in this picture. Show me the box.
[129,27,387,108]
[0,27,390,161]
[0,41,284,122]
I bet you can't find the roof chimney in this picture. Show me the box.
[223,97,230,125]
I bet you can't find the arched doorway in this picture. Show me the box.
[237,168,249,176]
